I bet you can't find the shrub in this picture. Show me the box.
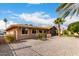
[63,30,69,35]
[36,33,47,41]
[4,34,15,43]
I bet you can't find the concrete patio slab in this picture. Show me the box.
[1,36,79,56]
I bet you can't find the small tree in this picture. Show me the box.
[68,21,79,35]
[36,33,47,41]
[54,18,65,36]
[4,34,15,43]
[3,18,8,34]
[3,18,8,29]
[63,30,69,36]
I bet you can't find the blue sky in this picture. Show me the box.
[0,3,59,17]
[0,3,59,23]
[0,3,79,29]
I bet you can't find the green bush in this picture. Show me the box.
[4,34,15,43]
[63,30,69,35]
[36,33,47,41]
[62,30,75,37]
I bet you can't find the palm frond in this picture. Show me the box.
[56,3,68,12]
[61,10,70,18]
[56,3,77,18]
[54,18,65,24]
[56,3,74,12]
[76,8,79,16]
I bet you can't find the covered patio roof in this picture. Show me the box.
[6,24,51,31]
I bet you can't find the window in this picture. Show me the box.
[32,29,36,34]
[22,28,28,34]
[44,30,46,33]
[39,30,42,33]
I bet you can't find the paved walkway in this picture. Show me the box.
[8,36,79,56]
[1,36,79,56]
[0,35,14,56]
[0,44,14,56]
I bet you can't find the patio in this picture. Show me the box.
[0,44,14,56]
[1,36,79,56]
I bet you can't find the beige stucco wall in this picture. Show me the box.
[20,28,38,39]
[6,27,51,40]
[15,28,21,40]
[19,29,51,39]
[6,28,16,40]
[47,34,51,38]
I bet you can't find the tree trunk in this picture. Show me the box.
[4,22,7,35]
[58,24,61,36]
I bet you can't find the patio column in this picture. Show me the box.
[36,30,39,34]
[16,28,21,40]
[47,30,50,34]
[42,30,44,33]
[28,29,32,35]
[47,30,51,38]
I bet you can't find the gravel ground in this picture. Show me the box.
[1,36,79,56]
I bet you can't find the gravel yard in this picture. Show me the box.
[1,36,79,56]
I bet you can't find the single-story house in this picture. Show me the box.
[5,24,51,40]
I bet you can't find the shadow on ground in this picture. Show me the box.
[12,46,32,51]
[13,39,28,44]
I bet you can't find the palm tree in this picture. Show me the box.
[54,18,65,36]
[3,18,8,33]
[56,3,79,18]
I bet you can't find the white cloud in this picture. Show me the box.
[0,20,5,30]
[27,3,41,4]
[59,16,79,29]
[19,12,75,29]
[19,12,55,27]
[64,16,79,26]
[7,21,17,27]
[1,10,79,29]
[0,20,17,30]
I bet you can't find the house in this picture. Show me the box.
[5,24,51,40]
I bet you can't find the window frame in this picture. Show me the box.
[22,28,28,34]
[39,30,42,33]
[32,29,36,34]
